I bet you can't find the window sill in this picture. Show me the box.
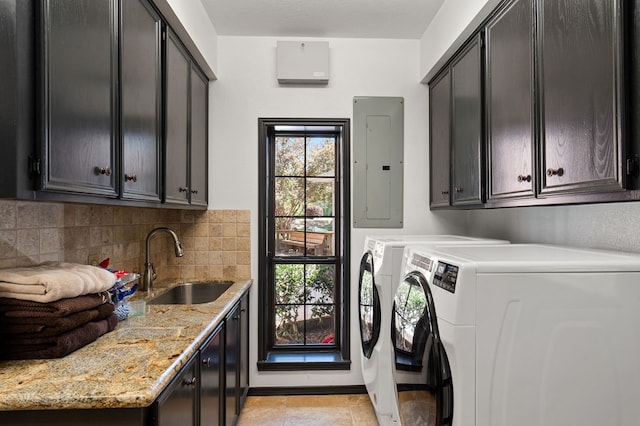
[258,351,351,371]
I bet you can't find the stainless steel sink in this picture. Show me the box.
[148,282,233,305]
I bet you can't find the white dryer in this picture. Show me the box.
[357,235,508,425]
[391,243,640,426]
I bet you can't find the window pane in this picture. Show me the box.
[305,264,335,303]
[275,177,304,217]
[275,264,305,304]
[275,136,304,176]
[305,305,335,344]
[306,137,335,177]
[276,219,303,256]
[276,228,308,256]
[306,178,334,217]
[275,305,303,344]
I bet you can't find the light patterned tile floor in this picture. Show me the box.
[237,394,379,426]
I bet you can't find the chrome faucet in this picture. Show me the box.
[142,227,184,291]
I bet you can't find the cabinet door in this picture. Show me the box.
[225,302,240,425]
[539,0,624,195]
[239,292,249,408]
[120,0,162,202]
[155,354,197,426]
[164,29,190,205]
[451,34,484,206]
[40,0,117,197]
[486,0,535,200]
[190,65,208,207]
[201,324,223,426]
[429,68,451,208]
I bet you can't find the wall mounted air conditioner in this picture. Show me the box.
[277,41,329,84]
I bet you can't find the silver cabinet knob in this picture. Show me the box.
[124,173,137,182]
[517,174,532,183]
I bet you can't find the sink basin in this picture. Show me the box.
[148,282,233,305]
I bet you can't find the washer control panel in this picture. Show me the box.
[433,262,459,293]
[409,253,433,273]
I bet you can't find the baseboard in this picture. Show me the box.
[247,385,367,396]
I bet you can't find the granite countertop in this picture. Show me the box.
[0,279,252,411]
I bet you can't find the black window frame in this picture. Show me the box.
[257,118,351,371]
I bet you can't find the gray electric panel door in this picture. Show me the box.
[353,96,404,228]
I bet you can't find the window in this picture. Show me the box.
[258,118,350,370]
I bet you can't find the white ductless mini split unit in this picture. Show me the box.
[277,41,329,84]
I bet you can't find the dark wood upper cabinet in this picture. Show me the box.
[451,34,484,206]
[429,69,452,208]
[538,0,624,195]
[120,0,162,202]
[190,65,208,207]
[164,28,209,207]
[40,0,118,197]
[164,29,191,205]
[486,0,535,201]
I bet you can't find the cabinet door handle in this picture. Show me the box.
[441,190,449,195]
[202,357,212,367]
[183,376,196,387]
[124,173,137,182]
[191,189,198,194]
[546,167,564,177]
[94,166,111,176]
[517,174,532,183]
[179,186,189,193]
[454,187,463,193]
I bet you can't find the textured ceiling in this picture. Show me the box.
[201,0,445,39]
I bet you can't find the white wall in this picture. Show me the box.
[420,0,500,81]
[421,0,640,253]
[166,0,218,73]
[210,36,467,388]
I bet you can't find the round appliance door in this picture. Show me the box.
[392,271,453,426]
[358,252,380,358]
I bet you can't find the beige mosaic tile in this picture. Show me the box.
[39,203,64,228]
[222,210,237,223]
[237,210,250,223]
[209,223,223,237]
[0,201,16,229]
[0,230,18,259]
[16,229,39,256]
[222,237,237,251]
[40,228,62,254]
[16,202,40,228]
[0,204,251,285]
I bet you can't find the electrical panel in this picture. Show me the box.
[353,97,404,228]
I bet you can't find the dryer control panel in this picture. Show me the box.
[433,262,459,293]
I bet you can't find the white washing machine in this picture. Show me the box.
[357,235,509,425]
[391,243,640,426]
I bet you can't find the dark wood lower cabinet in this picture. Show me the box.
[225,302,240,425]
[200,324,224,426]
[0,292,250,426]
[153,353,198,426]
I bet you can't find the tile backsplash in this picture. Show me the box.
[0,200,250,283]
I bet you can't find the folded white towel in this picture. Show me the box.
[0,262,116,303]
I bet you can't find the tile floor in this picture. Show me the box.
[237,394,378,425]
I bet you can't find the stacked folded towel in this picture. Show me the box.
[0,263,119,360]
